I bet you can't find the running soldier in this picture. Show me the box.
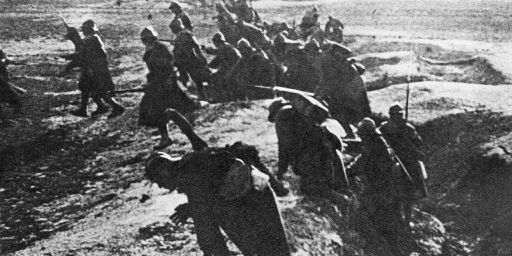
[145,144,291,256]
[169,19,210,99]
[139,26,207,151]
[62,20,124,118]
[169,1,193,31]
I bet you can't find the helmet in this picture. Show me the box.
[169,1,182,11]
[305,38,320,52]
[212,32,225,43]
[145,152,181,183]
[237,38,252,51]
[357,117,377,136]
[169,18,184,33]
[140,26,158,40]
[389,102,404,114]
[81,19,99,34]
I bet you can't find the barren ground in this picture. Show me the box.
[2,0,512,255]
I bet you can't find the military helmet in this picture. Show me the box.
[389,102,404,114]
[169,18,185,32]
[237,38,253,51]
[169,1,182,11]
[145,152,181,183]
[81,19,99,34]
[140,26,158,40]
[305,38,320,52]
[357,117,377,136]
[212,32,226,43]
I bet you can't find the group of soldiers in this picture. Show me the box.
[0,1,428,255]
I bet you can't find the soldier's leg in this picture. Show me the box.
[190,203,232,256]
[103,94,125,118]
[219,188,291,256]
[154,124,173,150]
[164,108,207,151]
[71,89,90,117]
[91,95,109,116]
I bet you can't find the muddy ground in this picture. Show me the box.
[2,0,512,255]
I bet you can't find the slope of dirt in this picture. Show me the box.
[369,82,512,254]
[3,0,512,255]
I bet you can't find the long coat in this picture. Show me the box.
[139,41,196,127]
[77,34,115,96]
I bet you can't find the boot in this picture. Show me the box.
[91,106,109,116]
[71,108,89,117]
[108,105,125,118]
[154,137,173,150]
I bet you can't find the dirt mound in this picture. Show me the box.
[461,57,509,85]
[370,82,512,255]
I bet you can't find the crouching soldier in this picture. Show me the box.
[139,26,207,151]
[269,95,349,197]
[64,20,124,118]
[0,49,23,116]
[170,19,210,99]
[226,38,275,99]
[203,32,241,87]
[145,144,291,256]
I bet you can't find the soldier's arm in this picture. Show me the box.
[406,123,423,147]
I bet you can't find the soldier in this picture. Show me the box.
[269,96,349,197]
[380,103,428,201]
[226,0,260,24]
[169,1,193,31]
[324,15,344,43]
[299,6,321,40]
[139,26,207,150]
[203,32,241,87]
[169,19,210,99]
[236,19,272,50]
[226,38,275,98]
[59,26,95,117]
[349,117,414,253]
[62,20,124,118]
[145,145,291,256]
[0,50,22,115]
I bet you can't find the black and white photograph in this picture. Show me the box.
[1,0,511,255]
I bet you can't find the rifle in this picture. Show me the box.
[405,76,410,121]
[57,9,69,28]
[112,87,146,94]
[392,153,414,184]
[249,84,330,124]
[160,38,176,44]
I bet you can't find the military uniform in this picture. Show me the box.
[171,20,210,97]
[139,41,195,127]
[380,103,427,199]
[145,147,291,256]
[74,20,124,118]
[299,6,321,40]
[324,15,344,42]
[226,39,275,98]
[237,20,271,50]
[270,96,348,196]
[139,26,206,151]
[205,33,242,86]
[169,2,193,31]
